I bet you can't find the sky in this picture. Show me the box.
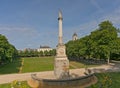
[0,0,120,50]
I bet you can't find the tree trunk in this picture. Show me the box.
[107,57,110,64]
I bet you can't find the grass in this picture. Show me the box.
[0,57,120,87]
[0,81,30,88]
[0,59,21,74]
[89,72,120,88]
[0,57,99,74]
[0,83,10,88]
[69,61,98,69]
[22,57,98,73]
[22,57,54,73]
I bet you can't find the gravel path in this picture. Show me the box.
[0,63,120,84]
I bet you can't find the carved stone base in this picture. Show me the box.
[54,44,69,79]
[54,56,69,79]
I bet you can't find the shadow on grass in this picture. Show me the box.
[0,58,22,74]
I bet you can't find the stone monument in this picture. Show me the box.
[28,10,97,88]
[54,10,69,79]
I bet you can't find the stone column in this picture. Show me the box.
[58,11,63,45]
[54,10,69,79]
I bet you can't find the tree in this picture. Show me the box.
[97,21,118,64]
[0,34,18,64]
[49,49,56,56]
[39,51,44,57]
[44,50,49,56]
[66,20,120,63]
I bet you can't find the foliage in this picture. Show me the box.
[66,21,120,61]
[89,72,120,88]
[0,81,30,88]
[0,34,18,64]
[0,58,21,74]
[11,80,30,88]
[18,49,56,57]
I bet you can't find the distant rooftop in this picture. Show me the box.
[40,45,51,48]
[73,33,77,36]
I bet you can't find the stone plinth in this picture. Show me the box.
[54,44,69,79]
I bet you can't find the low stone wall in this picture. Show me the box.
[29,74,97,88]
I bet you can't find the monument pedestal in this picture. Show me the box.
[54,44,69,79]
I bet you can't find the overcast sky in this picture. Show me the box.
[0,0,120,50]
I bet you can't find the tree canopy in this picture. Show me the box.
[66,21,120,62]
[18,49,56,57]
[0,34,18,64]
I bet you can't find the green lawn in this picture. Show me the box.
[0,83,10,88]
[22,57,98,73]
[22,57,54,73]
[69,61,98,69]
[0,59,21,74]
[0,57,98,74]
[89,72,120,88]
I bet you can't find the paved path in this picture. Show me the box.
[0,63,120,84]
[0,69,86,84]
[0,71,54,84]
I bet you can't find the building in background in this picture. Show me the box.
[37,45,53,52]
[72,33,78,41]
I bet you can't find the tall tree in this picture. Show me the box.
[66,21,120,63]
